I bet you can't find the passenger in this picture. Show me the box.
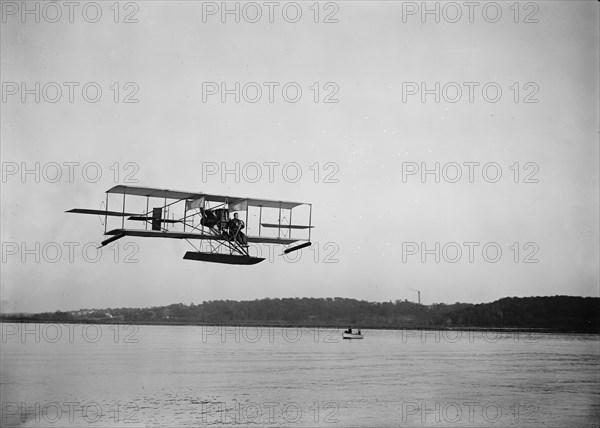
[345,326,352,334]
[357,329,361,335]
[227,213,247,245]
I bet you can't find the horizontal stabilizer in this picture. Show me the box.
[261,223,314,229]
[284,242,312,254]
[100,233,125,247]
[106,228,208,240]
[183,252,264,265]
[67,209,137,217]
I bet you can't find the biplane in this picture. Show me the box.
[67,185,313,265]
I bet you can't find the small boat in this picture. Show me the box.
[342,332,364,339]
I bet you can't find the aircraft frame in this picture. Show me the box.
[67,185,313,265]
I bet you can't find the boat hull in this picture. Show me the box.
[342,333,364,339]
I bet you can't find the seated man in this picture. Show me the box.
[227,213,247,245]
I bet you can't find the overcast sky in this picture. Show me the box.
[1,1,598,313]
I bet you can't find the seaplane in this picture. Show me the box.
[67,185,313,265]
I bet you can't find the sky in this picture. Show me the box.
[1,1,599,313]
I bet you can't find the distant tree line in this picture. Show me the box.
[3,296,599,333]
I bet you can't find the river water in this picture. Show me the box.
[1,323,598,427]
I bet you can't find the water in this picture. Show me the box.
[1,323,599,427]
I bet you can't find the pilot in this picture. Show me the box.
[227,213,247,245]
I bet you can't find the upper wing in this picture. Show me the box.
[106,185,204,200]
[106,185,305,210]
[203,195,305,210]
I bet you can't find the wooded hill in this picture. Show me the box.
[3,296,599,333]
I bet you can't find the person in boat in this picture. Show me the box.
[357,329,361,335]
[345,326,352,334]
[227,213,247,245]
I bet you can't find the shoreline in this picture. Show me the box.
[1,317,598,334]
